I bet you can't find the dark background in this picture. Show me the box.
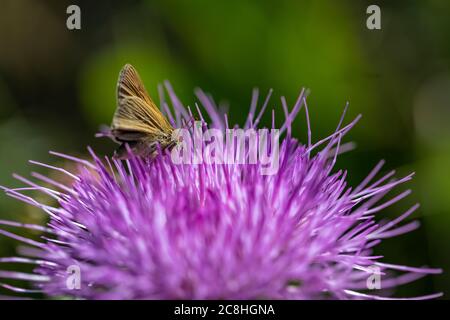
[0,0,449,298]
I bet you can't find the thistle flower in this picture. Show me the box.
[0,85,442,299]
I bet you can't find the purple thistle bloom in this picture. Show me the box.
[0,85,442,299]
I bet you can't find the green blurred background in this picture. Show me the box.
[0,0,449,298]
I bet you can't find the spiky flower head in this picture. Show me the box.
[0,85,442,299]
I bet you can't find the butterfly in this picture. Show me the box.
[106,64,177,159]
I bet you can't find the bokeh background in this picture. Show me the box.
[0,0,449,298]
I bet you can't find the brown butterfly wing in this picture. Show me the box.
[110,64,174,158]
[112,64,173,138]
[112,96,171,135]
[117,64,152,105]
